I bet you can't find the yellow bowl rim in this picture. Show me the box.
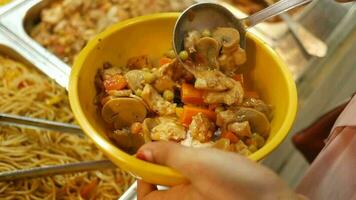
[69,12,298,182]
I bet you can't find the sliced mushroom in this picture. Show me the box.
[101,97,147,129]
[216,107,270,138]
[109,129,145,154]
[235,108,270,138]
[212,27,240,51]
[195,37,220,69]
[124,70,145,91]
[130,94,151,112]
[243,98,273,120]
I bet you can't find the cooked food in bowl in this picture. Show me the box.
[70,13,297,185]
[95,27,273,156]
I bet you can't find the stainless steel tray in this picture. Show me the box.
[0,0,26,14]
[0,0,70,88]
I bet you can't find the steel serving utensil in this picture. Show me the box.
[0,113,83,136]
[173,0,313,60]
[0,160,116,182]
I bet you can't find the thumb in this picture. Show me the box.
[136,141,201,178]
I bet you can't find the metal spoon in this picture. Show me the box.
[173,0,312,58]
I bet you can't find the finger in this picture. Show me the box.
[137,180,157,200]
[141,184,202,200]
[136,141,276,185]
[136,141,199,177]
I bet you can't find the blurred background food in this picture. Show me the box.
[223,0,302,22]
[225,0,271,14]
[30,0,195,64]
[0,54,133,199]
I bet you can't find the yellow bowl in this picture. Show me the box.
[69,13,298,186]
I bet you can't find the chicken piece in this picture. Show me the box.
[204,79,244,105]
[216,109,237,128]
[194,70,234,92]
[228,121,252,137]
[180,132,214,148]
[213,138,231,151]
[151,62,176,92]
[233,48,247,65]
[156,59,194,83]
[62,0,83,13]
[218,47,247,76]
[184,30,201,53]
[107,89,132,97]
[189,113,216,143]
[234,140,251,156]
[155,62,173,77]
[243,98,273,120]
[171,61,194,82]
[101,66,124,80]
[141,84,176,115]
[124,70,145,91]
[127,55,151,69]
[42,6,64,24]
[151,117,186,141]
[154,76,175,93]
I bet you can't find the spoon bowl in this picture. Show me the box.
[173,3,247,55]
[173,0,312,61]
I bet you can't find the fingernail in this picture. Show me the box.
[136,150,153,162]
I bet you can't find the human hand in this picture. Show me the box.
[136,141,302,200]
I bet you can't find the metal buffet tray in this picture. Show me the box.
[0,0,309,199]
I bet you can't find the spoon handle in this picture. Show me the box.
[243,0,312,28]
